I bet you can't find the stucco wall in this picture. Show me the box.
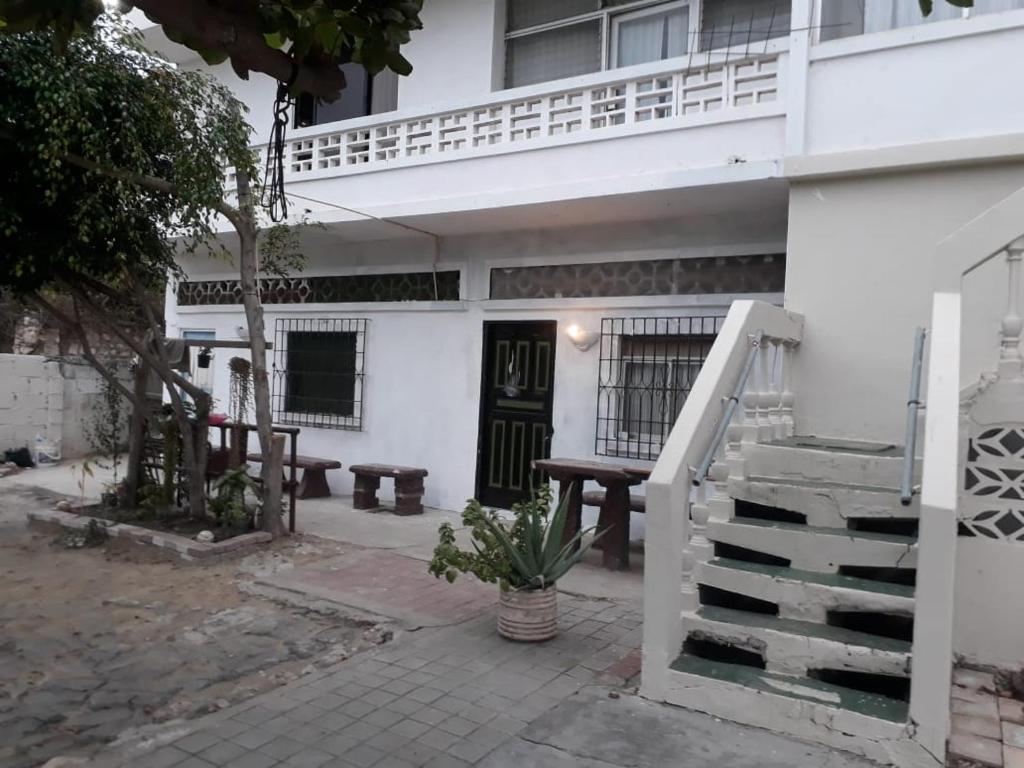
[955,538,1024,670]
[0,355,122,460]
[785,162,1024,444]
[398,0,503,110]
[169,216,786,523]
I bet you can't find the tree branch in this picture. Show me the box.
[27,293,142,412]
[132,0,347,100]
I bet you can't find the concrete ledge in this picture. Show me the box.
[27,508,272,562]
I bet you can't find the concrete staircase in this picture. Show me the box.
[665,436,931,765]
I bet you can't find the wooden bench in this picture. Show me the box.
[349,464,428,515]
[247,453,341,499]
[581,490,646,514]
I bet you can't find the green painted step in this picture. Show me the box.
[709,558,916,599]
[767,436,903,457]
[669,653,910,723]
[722,516,917,545]
[742,474,904,495]
[696,605,913,654]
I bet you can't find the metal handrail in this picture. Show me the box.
[900,326,928,505]
[692,332,762,486]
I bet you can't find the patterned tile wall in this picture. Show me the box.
[489,254,785,299]
[177,271,461,306]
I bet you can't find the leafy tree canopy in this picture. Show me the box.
[0,0,424,100]
[0,15,256,296]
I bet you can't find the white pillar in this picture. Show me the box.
[998,240,1024,379]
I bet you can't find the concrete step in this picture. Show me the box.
[684,605,912,677]
[696,558,915,623]
[742,436,919,490]
[670,652,909,722]
[729,476,920,529]
[659,658,931,767]
[707,517,918,573]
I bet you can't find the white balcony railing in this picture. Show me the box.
[228,53,782,186]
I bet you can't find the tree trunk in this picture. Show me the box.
[124,359,150,507]
[235,170,285,538]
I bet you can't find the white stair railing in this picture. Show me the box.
[914,185,1024,761]
[641,300,803,700]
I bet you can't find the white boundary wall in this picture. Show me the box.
[0,354,120,460]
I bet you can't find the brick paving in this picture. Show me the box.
[948,668,1024,768]
[261,550,498,628]
[114,594,642,768]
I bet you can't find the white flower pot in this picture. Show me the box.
[497,584,557,642]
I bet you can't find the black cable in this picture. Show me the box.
[261,62,299,223]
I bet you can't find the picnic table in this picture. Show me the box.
[532,458,651,571]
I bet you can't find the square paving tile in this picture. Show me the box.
[949,732,1004,768]
[1003,699,1024,725]
[1005,722,1024,750]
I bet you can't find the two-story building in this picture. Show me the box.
[144,1,1024,765]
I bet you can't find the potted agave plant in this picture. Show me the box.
[429,485,601,642]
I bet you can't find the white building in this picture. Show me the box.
[146,2,1024,765]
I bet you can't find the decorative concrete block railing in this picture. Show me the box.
[640,299,803,700]
[226,53,781,186]
[915,189,1024,759]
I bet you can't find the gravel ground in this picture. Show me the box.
[0,485,393,768]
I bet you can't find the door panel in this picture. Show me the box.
[477,321,557,508]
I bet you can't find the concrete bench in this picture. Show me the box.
[247,453,341,499]
[350,464,428,516]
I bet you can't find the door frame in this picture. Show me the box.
[474,319,558,506]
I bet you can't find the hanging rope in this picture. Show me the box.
[261,62,299,223]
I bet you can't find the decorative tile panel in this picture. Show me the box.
[961,425,1024,541]
[489,254,785,300]
[177,271,460,306]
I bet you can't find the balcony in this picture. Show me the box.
[222,47,788,234]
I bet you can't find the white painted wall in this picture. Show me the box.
[785,163,1024,443]
[398,0,503,109]
[169,217,785,530]
[805,15,1024,156]
[0,355,124,460]
[955,538,1024,669]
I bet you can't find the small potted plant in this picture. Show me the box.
[429,485,601,642]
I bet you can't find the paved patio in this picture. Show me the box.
[4,461,882,767]
[95,596,877,768]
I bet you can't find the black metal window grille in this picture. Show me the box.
[595,316,724,461]
[272,318,367,430]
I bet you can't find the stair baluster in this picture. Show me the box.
[780,341,796,438]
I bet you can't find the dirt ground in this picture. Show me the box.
[0,486,394,768]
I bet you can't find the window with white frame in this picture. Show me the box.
[595,316,722,461]
[504,0,790,89]
[820,0,1024,42]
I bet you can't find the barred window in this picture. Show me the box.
[272,318,366,430]
[596,316,723,460]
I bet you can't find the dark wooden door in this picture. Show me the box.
[476,321,557,508]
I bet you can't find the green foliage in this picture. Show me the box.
[918,0,974,15]
[0,13,256,296]
[429,485,603,592]
[228,356,253,423]
[0,1,424,97]
[83,371,128,488]
[208,465,261,530]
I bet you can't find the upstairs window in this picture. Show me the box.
[505,0,790,89]
[294,64,399,128]
[820,0,1024,42]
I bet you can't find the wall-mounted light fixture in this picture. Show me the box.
[197,347,212,369]
[565,323,599,352]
